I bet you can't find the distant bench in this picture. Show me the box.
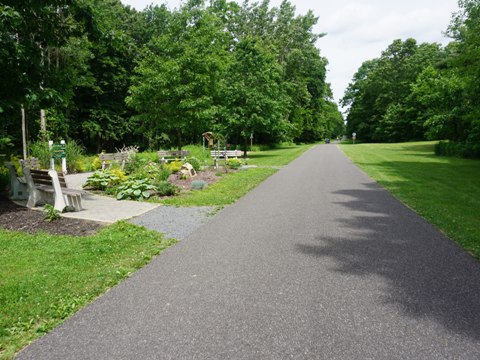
[98,153,129,170]
[24,168,84,212]
[210,150,246,159]
[157,150,190,163]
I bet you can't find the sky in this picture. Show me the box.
[120,0,460,105]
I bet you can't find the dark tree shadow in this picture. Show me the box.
[296,184,480,341]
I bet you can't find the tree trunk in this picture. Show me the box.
[177,129,182,151]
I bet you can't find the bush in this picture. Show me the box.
[435,141,480,159]
[43,204,61,221]
[226,158,242,169]
[92,156,103,170]
[65,141,86,172]
[186,156,201,172]
[29,140,88,171]
[166,160,182,173]
[130,161,171,185]
[29,141,51,168]
[116,179,157,201]
[84,170,126,191]
[156,181,179,196]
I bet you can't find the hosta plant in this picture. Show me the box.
[116,179,157,201]
[84,170,126,191]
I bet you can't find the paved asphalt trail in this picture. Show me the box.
[16,145,480,359]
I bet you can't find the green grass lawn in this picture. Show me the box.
[0,222,175,360]
[162,167,277,207]
[246,143,314,167]
[339,141,480,260]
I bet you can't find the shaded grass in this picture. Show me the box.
[161,167,277,207]
[0,222,175,359]
[339,141,480,259]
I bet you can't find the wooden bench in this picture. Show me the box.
[157,150,190,163]
[98,152,129,170]
[24,168,84,212]
[210,149,246,159]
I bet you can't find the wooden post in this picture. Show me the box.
[40,109,46,133]
[21,105,27,160]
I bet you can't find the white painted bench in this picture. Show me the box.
[24,168,84,212]
[98,152,129,170]
[210,150,246,159]
[157,150,190,163]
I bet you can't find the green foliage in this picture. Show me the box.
[156,181,179,196]
[64,141,86,173]
[435,141,480,159]
[131,161,171,185]
[342,1,480,154]
[43,204,61,221]
[165,160,183,174]
[186,157,201,172]
[92,156,102,170]
[29,141,51,169]
[115,179,156,201]
[342,39,444,143]
[221,36,289,146]
[84,170,125,191]
[0,221,174,359]
[226,158,242,169]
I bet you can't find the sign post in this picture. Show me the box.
[352,132,357,144]
[51,140,67,173]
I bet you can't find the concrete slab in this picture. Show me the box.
[61,192,160,224]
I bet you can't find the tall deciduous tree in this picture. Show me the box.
[221,36,288,149]
[127,1,228,150]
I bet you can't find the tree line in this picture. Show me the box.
[0,0,344,154]
[342,0,480,158]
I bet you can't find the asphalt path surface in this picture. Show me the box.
[16,145,480,359]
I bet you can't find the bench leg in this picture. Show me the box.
[27,188,44,208]
[65,194,83,212]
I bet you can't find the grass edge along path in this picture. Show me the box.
[339,141,480,260]
[0,222,175,360]
[162,144,314,207]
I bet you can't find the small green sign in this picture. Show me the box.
[52,143,66,159]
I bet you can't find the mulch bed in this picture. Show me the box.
[0,196,104,236]
[168,169,222,192]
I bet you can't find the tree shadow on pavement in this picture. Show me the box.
[296,184,480,341]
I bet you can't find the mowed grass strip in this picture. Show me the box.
[339,141,480,260]
[246,144,314,167]
[0,222,175,360]
[161,167,277,207]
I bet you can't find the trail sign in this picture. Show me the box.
[52,143,66,159]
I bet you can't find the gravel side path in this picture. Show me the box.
[16,145,480,360]
[130,206,217,240]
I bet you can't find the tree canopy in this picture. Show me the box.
[342,0,480,157]
[0,0,344,154]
